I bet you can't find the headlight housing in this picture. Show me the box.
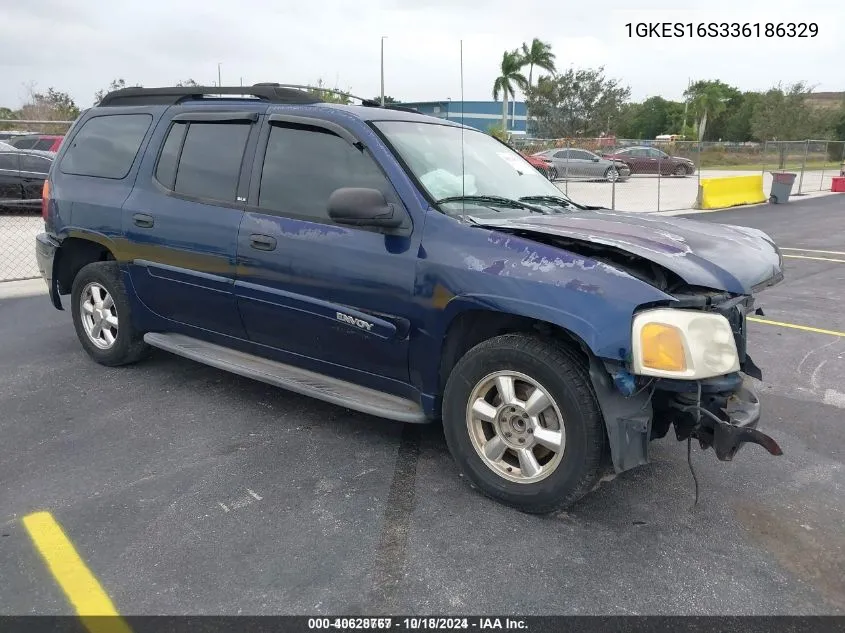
[631,308,740,379]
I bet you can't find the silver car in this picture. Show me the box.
[533,148,631,182]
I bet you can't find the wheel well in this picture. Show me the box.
[55,238,115,295]
[438,310,589,394]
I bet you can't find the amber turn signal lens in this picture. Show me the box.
[640,323,687,372]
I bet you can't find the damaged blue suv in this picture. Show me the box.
[35,84,784,513]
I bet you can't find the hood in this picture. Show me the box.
[474,209,783,295]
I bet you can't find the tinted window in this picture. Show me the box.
[33,139,55,151]
[258,125,391,221]
[60,114,152,179]
[570,150,591,160]
[649,148,667,158]
[553,150,569,159]
[12,138,37,149]
[154,122,188,189]
[21,155,51,173]
[0,153,18,170]
[172,122,250,202]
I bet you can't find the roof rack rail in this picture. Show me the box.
[254,83,421,114]
[97,85,320,107]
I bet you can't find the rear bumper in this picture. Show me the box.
[35,232,62,310]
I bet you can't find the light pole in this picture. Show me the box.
[380,36,388,106]
[218,63,222,88]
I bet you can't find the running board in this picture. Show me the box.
[143,333,427,423]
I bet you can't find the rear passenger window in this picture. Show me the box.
[60,114,152,179]
[21,155,51,173]
[156,122,250,202]
[33,140,54,151]
[258,125,391,221]
[13,138,37,149]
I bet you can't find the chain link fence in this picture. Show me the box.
[513,137,845,213]
[1,120,73,282]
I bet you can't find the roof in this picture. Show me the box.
[320,102,464,126]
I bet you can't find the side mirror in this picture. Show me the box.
[328,187,404,229]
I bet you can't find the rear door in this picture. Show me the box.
[19,153,51,204]
[234,114,417,382]
[0,152,22,207]
[122,111,259,337]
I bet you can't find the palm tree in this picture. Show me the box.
[684,80,729,141]
[520,38,556,88]
[492,50,528,132]
[520,38,556,135]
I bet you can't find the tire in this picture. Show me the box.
[604,166,619,183]
[71,261,149,367]
[673,164,688,177]
[442,333,606,514]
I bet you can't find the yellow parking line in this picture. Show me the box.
[782,248,845,256]
[747,317,845,338]
[783,254,845,263]
[22,511,132,633]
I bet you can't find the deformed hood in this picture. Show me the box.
[475,209,783,295]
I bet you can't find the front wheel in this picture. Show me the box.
[442,333,606,514]
[673,164,688,177]
[604,167,619,183]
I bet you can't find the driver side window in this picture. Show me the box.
[258,124,394,223]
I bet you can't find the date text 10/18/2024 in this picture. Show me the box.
[308,617,527,630]
[625,22,818,38]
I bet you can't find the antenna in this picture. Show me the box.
[460,39,466,224]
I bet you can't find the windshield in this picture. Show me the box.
[374,120,573,219]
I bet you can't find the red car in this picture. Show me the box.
[601,146,695,176]
[8,134,65,152]
[520,152,558,181]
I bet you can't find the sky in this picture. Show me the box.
[1,0,842,110]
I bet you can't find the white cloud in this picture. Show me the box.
[0,0,841,109]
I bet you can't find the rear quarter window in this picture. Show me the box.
[60,114,153,179]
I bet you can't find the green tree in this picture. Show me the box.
[622,96,684,139]
[94,79,143,105]
[526,66,630,138]
[751,82,834,141]
[492,50,527,131]
[370,95,398,104]
[308,79,352,104]
[684,80,734,141]
[721,92,760,141]
[520,38,556,88]
[176,79,200,87]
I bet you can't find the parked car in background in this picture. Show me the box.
[601,146,695,176]
[532,148,630,182]
[0,131,32,141]
[0,141,17,151]
[0,149,54,212]
[8,134,64,152]
[520,152,557,181]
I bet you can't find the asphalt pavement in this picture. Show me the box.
[1,195,843,615]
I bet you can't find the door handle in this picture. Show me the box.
[133,213,155,228]
[249,234,277,251]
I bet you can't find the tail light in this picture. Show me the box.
[41,180,51,221]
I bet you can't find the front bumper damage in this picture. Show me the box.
[588,358,783,474]
[653,373,783,461]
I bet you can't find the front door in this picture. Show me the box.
[234,117,417,383]
[122,113,258,337]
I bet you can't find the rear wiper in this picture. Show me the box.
[518,195,587,210]
[435,195,543,213]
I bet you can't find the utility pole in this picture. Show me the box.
[380,36,388,106]
[218,63,222,88]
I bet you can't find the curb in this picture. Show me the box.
[650,189,840,216]
[0,278,47,300]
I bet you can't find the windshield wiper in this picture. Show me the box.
[518,195,587,210]
[435,195,543,213]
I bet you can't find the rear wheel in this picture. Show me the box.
[71,261,149,366]
[442,333,606,514]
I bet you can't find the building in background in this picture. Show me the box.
[400,100,527,134]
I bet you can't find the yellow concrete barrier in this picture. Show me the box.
[694,175,766,210]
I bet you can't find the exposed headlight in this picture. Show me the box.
[631,308,739,379]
